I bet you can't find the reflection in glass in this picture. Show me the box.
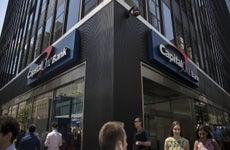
[34,0,41,23]
[66,0,80,31]
[148,0,161,32]
[32,98,49,130]
[53,2,65,42]
[42,17,52,49]
[11,105,19,118]
[34,27,43,57]
[54,79,84,150]
[143,78,193,150]
[162,2,174,42]
[83,0,97,16]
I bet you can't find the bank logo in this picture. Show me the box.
[159,43,199,82]
[27,29,79,85]
[27,46,68,79]
[30,45,54,78]
[148,29,199,86]
[159,44,188,72]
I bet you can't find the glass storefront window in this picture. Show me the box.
[194,101,208,125]
[143,77,193,150]
[11,104,19,118]
[31,92,52,150]
[8,106,12,116]
[224,112,230,125]
[17,102,30,129]
[208,105,218,125]
[54,79,84,150]
[33,98,49,121]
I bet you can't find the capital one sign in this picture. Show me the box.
[148,30,199,86]
[27,30,80,85]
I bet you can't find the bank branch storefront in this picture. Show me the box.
[1,1,230,150]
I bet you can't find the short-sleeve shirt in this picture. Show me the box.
[134,129,151,150]
[165,137,187,150]
[196,139,215,150]
[44,130,62,150]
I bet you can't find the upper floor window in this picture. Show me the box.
[66,0,81,31]
[147,0,161,32]
[53,0,66,41]
[82,0,98,16]
[162,2,174,42]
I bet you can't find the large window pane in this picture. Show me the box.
[54,79,84,150]
[66,0,80,31]
[162,2,174,42]
[53,1,65,41]
[82,0,98,16]
[148,0,161,32]
[34,27,43,57]
[11,105,18,118]
[143,77,194,150]
[171,98,194,143]
[32,92,52,150]
[42,0,55,49]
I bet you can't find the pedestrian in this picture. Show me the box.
[133,117,151,150]
[18,124,40,150]
[15,129,25,149]
[44,122,62,150]
[0,115,19,150]
[193,124,220,150]
[164,121,189,150]
[98,121,128,150]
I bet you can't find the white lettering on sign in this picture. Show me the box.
[27,47,69,79]
[159,44,199,82]
[159,44,184,69]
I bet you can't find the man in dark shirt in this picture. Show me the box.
[134,117,151,150]
[19,124,40,150]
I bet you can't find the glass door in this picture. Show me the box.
[53,79,84,150]
[143,77,194,150]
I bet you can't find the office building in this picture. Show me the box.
[0,0,230,149]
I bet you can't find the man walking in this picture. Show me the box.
[44,122,62,150]
[134,117,151,150]
[19,124,40,150]
[98,121,128,150]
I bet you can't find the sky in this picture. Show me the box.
[0,0,9,36]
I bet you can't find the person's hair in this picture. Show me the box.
[134,116,143,126]
[29,124,36,133]
[51,122,58,128]
[0,115,19,143]
[135,117,142,122]
[169,121,183,136]
[98,121,125,150]
[195,124,213,139]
